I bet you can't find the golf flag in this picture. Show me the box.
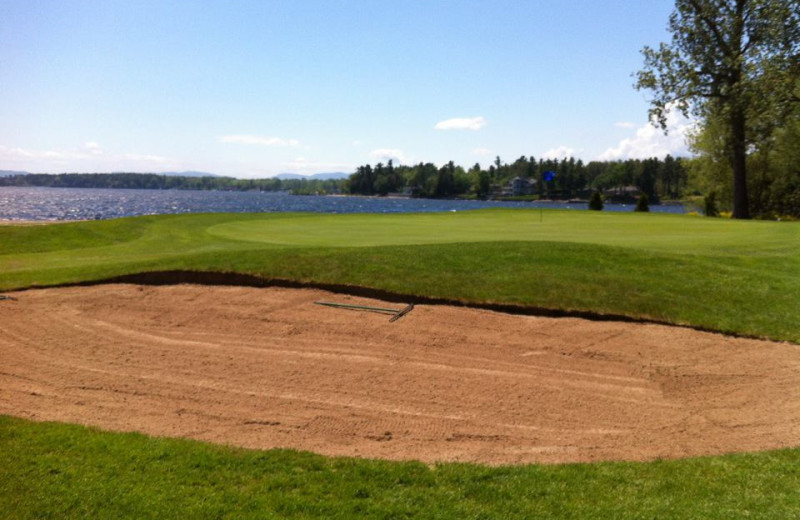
[543,171,557,182]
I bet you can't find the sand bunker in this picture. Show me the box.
[1,284,799,465]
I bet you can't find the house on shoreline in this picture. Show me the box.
[603,185,642,203]
[499,176,537,197]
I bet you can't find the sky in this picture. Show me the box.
[0,0,695,178]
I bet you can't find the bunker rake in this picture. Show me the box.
[314,301,414,322]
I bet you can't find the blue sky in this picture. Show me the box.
[0,0,694,178]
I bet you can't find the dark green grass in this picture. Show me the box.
[0,216,153,254]
[1,210,797,341]
[2,417,799,519]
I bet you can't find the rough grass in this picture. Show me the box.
[2,417,800,520]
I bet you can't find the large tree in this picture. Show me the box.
[636,0,799,218]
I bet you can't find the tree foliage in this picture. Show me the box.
[346,156,688,202]
[0,173,342,195]
[589,192,604,211]
[691,89,800,217]
[635,193,651,212]
[636,0,800,219]
[704,191,721,216]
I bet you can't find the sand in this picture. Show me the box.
[1,284,799,465]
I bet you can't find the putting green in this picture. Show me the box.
[207,210,795,255]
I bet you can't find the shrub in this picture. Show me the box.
[635,193,650,212]
[704,191,720,217]
[588,191,604,211]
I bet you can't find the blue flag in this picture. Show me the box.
[543,171,557,182]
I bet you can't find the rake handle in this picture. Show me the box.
[314,301,399,314]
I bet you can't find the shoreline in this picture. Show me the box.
[0,219,82,225]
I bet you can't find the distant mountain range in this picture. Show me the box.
[274,172,350,180]
[0,169,222,178]
[0,170,350,180]
[156,171,222,178]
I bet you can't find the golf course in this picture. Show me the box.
[2,209,800,518]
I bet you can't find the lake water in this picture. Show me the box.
[0,187,688,221]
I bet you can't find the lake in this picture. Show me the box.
[0,187,689,221]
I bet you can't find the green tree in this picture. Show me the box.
[467,163,491,199]
[636,0,800,219]
[747,95,800,216]
[475,170,491,198]
[408,163,439,198]
[435,161,456,197]
[704,191,721,216]
[589,191,604,211]
[659,154,687,199]
[348,165,375,195]
[635,193,651,212]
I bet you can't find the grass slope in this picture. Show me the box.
[2,417,800,520]
[1,210,798,341]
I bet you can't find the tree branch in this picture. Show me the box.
[687,0,734,57]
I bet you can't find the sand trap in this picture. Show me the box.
[1,284,799,465]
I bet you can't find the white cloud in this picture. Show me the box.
[541,145,578,160]
[0,144,89,163]
[0,146,48,161]
[434,116,487,131]
[0,143,179,172]
[599,107,697,161]
[0,146,32,159]
[219,134,300,147]
[369,148,409,164]
[84,142,103,155]
[614,121,637,129]
[471,147,493,156]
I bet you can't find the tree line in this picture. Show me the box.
[0,157,690,204]
[347,156,689,202]
[0,173,342,195]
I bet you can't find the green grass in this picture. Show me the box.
[1,210,798,341]
[2,209,800,518]
[2,417,800,519]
